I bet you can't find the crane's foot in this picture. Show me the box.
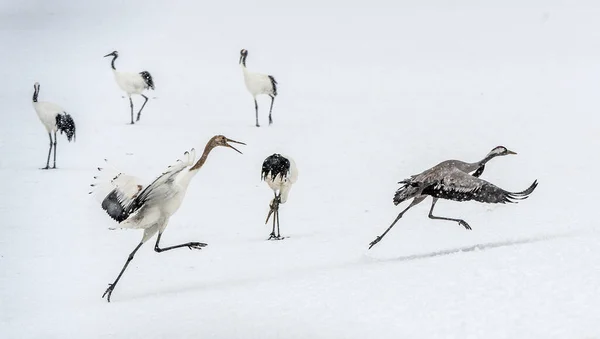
[268,117,273,125]
[256,124,260,127]
[186,242,208,250]
[267,233,285,241]
[368,236,383,249]
[459,220,472,230]
[41,166,50,170]
[102,283,115,303]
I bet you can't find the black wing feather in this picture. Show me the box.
[55,113,76,142]
[268,75,277,96]
[261,154,289,181]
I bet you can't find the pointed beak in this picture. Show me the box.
[104,52,114,58]
[225,138,246,154]
[265,208,274,224]
[507,150,517,155]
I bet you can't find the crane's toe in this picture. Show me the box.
[187,242,208,250]
[102,284,115,302]
[459,220,472,230]
[368,236,382,249]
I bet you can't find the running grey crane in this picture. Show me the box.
[90,135,245,302]
[261,154,298,240]
[368,146,538,249]
[32,82,76,169]
[104,51,155,124]
[239,49,278,127]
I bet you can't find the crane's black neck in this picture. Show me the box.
[110,54,118,70]
[32,86,39,103]
[240,54,247,67]
[477,152,498,166]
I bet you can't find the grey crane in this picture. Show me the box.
[368,146,538,249]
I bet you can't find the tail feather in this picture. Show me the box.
[393,179,421,205]
[268,75,277,96]
[55,113,76,142]
[139,71,155,90]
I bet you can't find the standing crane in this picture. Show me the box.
[239,49,278,127]
[32,82,76,169]
[261,154,298,240]
[368,146,538,249]
[90,135,245,302]
[103,51,155,124]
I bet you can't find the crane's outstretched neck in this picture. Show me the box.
[32,85,39,103]
[189,140,217,171]
[110,55,118,70]
[477,152,499,167]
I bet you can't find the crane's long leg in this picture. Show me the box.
[52,131,57,169]
[268,95,275,125]
[154,232,207,252]
[129,96,134,124]
[428,198,472,230]
[266,195,283,240]
[254,99,260,127]
[137,94,149,122]
[42,133,52,169]
[368,196,426,249]
[102,242,144,303]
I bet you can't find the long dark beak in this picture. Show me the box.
[104,52,114,58]
[226,138,246,154]
[507,150,517,155]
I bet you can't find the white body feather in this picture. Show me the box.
[113,70,148,96]
[242,67,276,97]
[33,101,64,132]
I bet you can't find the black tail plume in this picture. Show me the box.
[139,71,155,90]
[56,113,76,142]
[268,75,278,96]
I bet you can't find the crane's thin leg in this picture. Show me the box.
[428,198,472,230]
[254,99,260,127]
[42,133,52,169]
[102,242,144,303]
[268,95,275,125]
[154,232,207,252]
[267,194,282,240]
[368,196,426,249]
[137,94,149,122]
[52,131,57,169]
[129,96,134,124]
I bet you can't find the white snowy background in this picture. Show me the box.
[1,0,600,337]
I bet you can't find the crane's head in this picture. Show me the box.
[489,146,517,157]
[239,49,248,66]
[104,51,118,58]
[210,135,246,154]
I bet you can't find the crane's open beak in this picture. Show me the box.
[507,150,517,155]
[226,138,246,154]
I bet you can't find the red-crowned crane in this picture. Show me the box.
[239,49,278,127]
[104,51,155,124]
[90,135,245,302]
[369,146,538,249]
[261,154,298,240]
[32,82,76,169]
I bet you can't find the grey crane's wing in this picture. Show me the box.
[127,149,196,213]
[422,169,538,204]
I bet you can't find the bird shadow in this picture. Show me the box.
[115,230,586,303]
[370,230,583,264]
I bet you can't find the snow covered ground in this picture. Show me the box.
[2,0,600,337]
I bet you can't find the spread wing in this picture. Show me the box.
[126,149,196,215]
[90,161,144,223]
[422,169,538,204]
